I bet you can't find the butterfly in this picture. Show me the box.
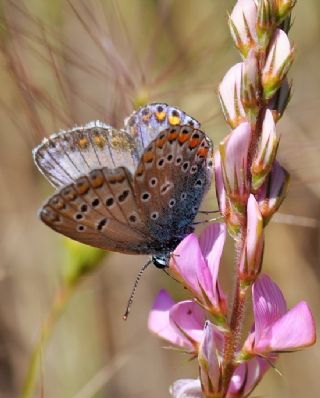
[33,103,214,269]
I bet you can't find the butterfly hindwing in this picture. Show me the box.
[133,125,214,245]
[125,103,201,155]
[40,166,155,254]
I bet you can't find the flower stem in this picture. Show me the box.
[221,241,248,396]
[21,284,76,398]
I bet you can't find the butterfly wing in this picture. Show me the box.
[40,166,156,254]
[33,121,140,188]
[125,103,201,155]
[133,124,214,252]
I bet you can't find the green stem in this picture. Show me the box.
[22,284,75,398]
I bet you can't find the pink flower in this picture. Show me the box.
[251,109,279,191]
[241,51,259,117]
[170,224,227,318]
[227,357,271,398]
[148,290,205,353]
[198,321,221,395]
[219,122,252,214]
[170,358,271,398]
[262,29,295,99]
[219,63,246,129]
[243,274,316,356]
[229,0,258,57]
[239,195,264,283]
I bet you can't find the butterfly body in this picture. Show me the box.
[34,103,214,267]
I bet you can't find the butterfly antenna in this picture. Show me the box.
[123,259,152,321]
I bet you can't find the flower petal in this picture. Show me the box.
[171,233,207,298]
[170,300,206,346]
[256,301,316,353]
[252,274,287,342]
[227,357,271,398]
[148,290,183,346]
[170,379,202,398]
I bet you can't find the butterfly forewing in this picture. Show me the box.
[33,121,139,188]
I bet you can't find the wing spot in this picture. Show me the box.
[175,157,182,165]
[169,198,176,208]
[97,218,108,231]
[195,179,203,187]
[157,158,165,168]
[76,178,90,195]
[182,161,190,172]
[91,198,100,207]
[75,213,83,220]
[160,182,173,194]
[208,160,213,167]
[141,192,151,202]
[118,190,130,202]
[61,187,77,201]
[49,196,65,210]
[166,154,173,162]
[80,204,88,212]
[77,225,85,232]
[129,214,137,223]
[181,192,187,200]
[106,197,114,207]
[149,178,158,188]
[150,211,159,220]
[190,165,198,174]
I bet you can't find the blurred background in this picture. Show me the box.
[0,0,319,397]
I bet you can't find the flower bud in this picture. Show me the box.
[262,29,295,100]
[251,109,279,191]
[256,0,277,49]
[229,0,258,57]
[219,63,246,129]
[239,195,264,284]
[241,51,259,121]
[198,321,221,396]
[256,161,290,225]
[275,0,296,22]
[268,78,292,121]
[219,123,251,214]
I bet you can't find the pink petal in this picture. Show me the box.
[256,301,316,353]
[170,300,206,346]
[171,234,207,298]
[240,194,264,279]
[148,289,185,347]
[198,223,227,308]
[198,322,221,393]
[170,379,202,398]
[252,274,287,342]
[220,122,251,200]
[227,357,271,397]
[214,151,228,217]
[263,29,292,74]
[229,0,258,55]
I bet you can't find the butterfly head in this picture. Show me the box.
[152,253,171,269]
